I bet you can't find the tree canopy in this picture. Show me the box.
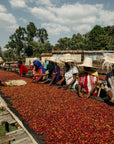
[4,22,51,61]
[54,25,114,51]
[2,23,114,61]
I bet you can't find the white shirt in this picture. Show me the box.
[105,70,114,100]
[65,66,78,89]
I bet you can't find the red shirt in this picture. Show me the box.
[79,73,98,96]
[19,64,29,76]
[33,68,43,82]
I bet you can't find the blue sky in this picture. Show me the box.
[0,0,114,51]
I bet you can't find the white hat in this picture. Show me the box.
[78,57,93,67]
[48,57,57,63]
[59,54,74,63]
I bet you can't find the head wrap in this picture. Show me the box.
[33,60,45,74]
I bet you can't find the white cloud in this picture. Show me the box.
[72,24,92,34]
[19,17,27,23]
[27,0,35,3]
[47,3,103,27]
[0,13,18,31]
[9,0,53,8]
[51,3,99,19]
[42,23,70,35]
[8,0,114,35]
[0,5,7,12]
[29,3,104,34]
[0,5,18,31]
[9,0,27,8]
[30,7,56,21]
[29,2,114,34]
[35,0,53,7]
[98,10,114,26]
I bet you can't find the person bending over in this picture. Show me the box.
[57,54,78,89]
[18,61,29,77]
[32,60,45,83]
[78,57,98,98]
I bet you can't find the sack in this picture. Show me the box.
[5,80,27,86]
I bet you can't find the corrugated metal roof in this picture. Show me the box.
[52,50,114,54]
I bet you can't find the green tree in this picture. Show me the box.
[0,46,2,57]
[104,25,114,36]
[2,49,15,61]
[4,22,51,59]
[25,23,49,57]
[71,33,85,50]
[28,41,52,58]
[37,28,48,43]
[88,25,109,50]
[54,33,86,50]
[5,26,26,56]
[55,37,71,50]
[26,22,37,42]
[104,25,114,50]
[24,44,33,57]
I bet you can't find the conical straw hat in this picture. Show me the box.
[47,57,57,63]
[78,57,93,67]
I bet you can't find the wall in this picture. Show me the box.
[53,53,81,63]
[41,56,52,65]
[25,57,39,65]
[41,50,114,64]
[84,53,103,61]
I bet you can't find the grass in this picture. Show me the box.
[0,122,17,144]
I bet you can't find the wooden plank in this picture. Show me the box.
[0,113,16,124]
[0,113,11,122]
[0,96,38,144]
[6,128,24,136]
[0,132,27,144]
[11,137,33,144]
[0,129,24,143]
[9,119,16,124]
[0,128,31,144]
[0,110,9,116]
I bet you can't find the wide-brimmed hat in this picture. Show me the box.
[47,57,57,63]
[59,54,74,63]
[78,57,93,67]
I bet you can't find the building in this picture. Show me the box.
[41,53,52,64]
[41,50,114,64]
[25,57,39,65]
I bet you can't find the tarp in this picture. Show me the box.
[5,80,27,86]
